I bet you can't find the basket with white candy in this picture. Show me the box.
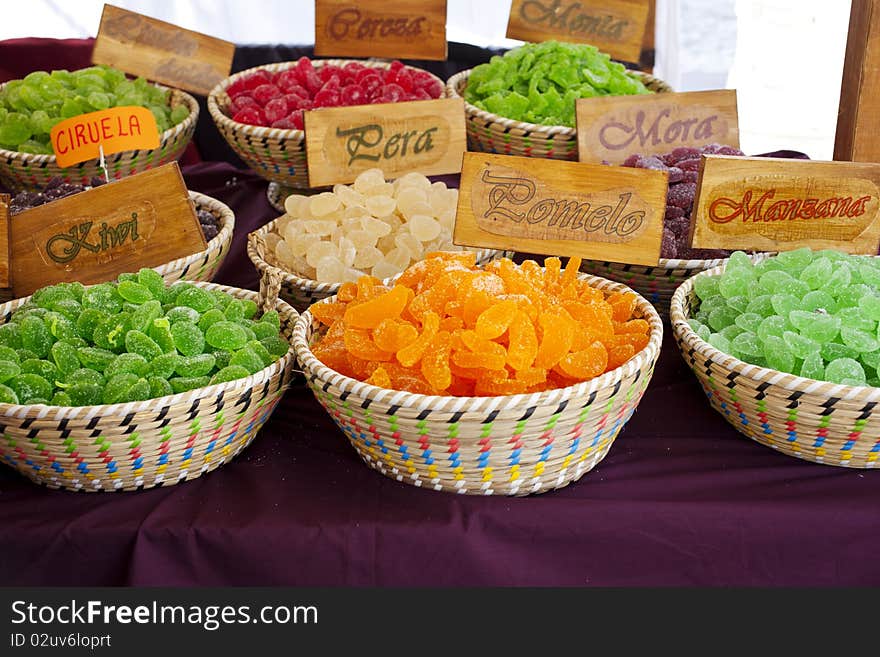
[269,169,466,284]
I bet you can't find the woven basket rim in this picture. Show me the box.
[0,281,298,418]
[207,59,447,142]
[0,83,199,166]
[246,215,502,295]
[293,269,664,410]
[153,191,235,276]
[590,251,774,272]
[670,261,880,401]
[446,67,671,138]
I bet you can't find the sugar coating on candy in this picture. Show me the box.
[464,41,651,127]
[270,170,471,283]
[225,57,443,128]
[691,249,880,387]
[0,271,290,407]
[308,254,651,396]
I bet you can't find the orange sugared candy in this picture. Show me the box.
[308,253,650,396]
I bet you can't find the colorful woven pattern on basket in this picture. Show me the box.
[307,361,653,494]
[0,282,298,492]
[671,264,880,469]
[293,270,663,495]
[0,90,199,193]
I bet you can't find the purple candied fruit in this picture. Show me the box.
[665,205,686,220]
[682,170,699,183]
[666,182,697,210]
[660,229,678,259]
[667,166,684,183]
[676,157,702,172]
[670,146,701,162]
[636,155,668,171]
[716,145,744,156]
[622,153,642,167]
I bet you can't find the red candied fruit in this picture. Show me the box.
[263,97,290,123]
[230,95,258,113]
[232,106,266,126]
[271,117,297,129]
[252,83,282,106]
[226,58,443,124]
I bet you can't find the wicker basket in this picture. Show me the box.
[156,191,236,285]
[292,271,663,495]
[208,60,448,191]
[0,281,298,491]
[446,68,672,161]
[0,87,199,193]
[671,264,880,468]
[247,218,505,313]
[581,253,773,318]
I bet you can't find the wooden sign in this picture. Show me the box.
[304,98,466,187]
[10,163,206,297]
[690,155,880,254]
[0,195,9,289]
[92,4,235,96]
[835,0,880,162]
[315,0,447,61]
[506,0,650,64]
[576,90,739,164]
[453,152,667,266]
[50,107,159,168]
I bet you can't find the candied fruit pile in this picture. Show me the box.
[0,271,290,407]
[308,253,651,396]
[690,249,880,387]
[464,41,651,127]
[225,58,444,129]
[268,169,463,283]
[621,144,744,260]
[0,66,189,154]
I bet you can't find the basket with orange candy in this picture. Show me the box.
[292,252,663,495]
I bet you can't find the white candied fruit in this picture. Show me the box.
[408,214,441,241]
[269,169,467,283]
[353,168,385,193]
[372,260,401,280]
[305,241,339,267]
[284,194,309,216]
[365,195,396,217]
[309,192,342,217]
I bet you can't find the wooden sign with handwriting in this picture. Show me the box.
[576,90,739,164]
[10,163,206,297]
[50,107,159,168]
[304,98,466,187]
[315,0,447,61]
[690,155,880,254]
[92,4,235,96]
[454,152,667,265]
[0,195,9,289]
[506,0,650,64]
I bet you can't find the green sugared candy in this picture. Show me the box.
[0,273,289,406]
[463,41,651,127]
[171,321,205,356]
[205,321,248,350]
[693,249,880,388]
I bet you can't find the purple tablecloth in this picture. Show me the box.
[0,162,878,587]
